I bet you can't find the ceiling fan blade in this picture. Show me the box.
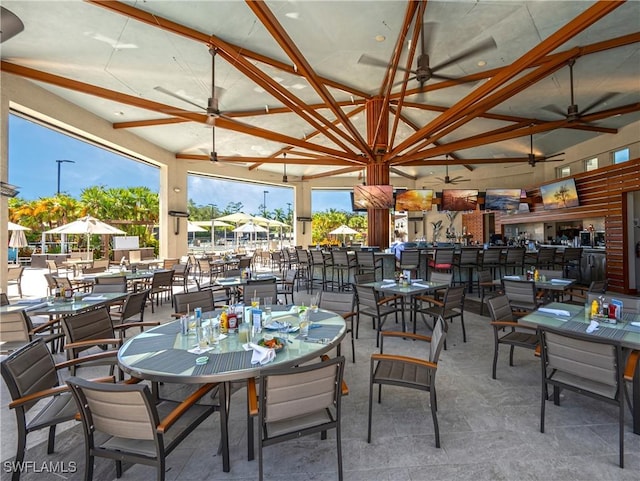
[541,104,566,118]
[431,36,496,72]
[421,22,438,57]
[579,92,620,116]
[154,86,206,111]
[430,72,459,81]
[358,54,392,69]
[545,151,565,160]
[393,76,417,87]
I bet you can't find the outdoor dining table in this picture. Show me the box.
[25,291,130,317]
[362,279,449,332]
[118,306,346,472]
[519,302,640,435]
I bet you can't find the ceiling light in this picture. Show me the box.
[285,12,299,19]
[173,187,181,193]
[253,86,265,93]
[375,35,386,42]
[114,111,124,116]
[477,60,487,67]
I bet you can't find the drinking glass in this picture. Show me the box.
[208,320,221,347]
[310,292,320,313]
[299,310,311,338]
[251,297,260,309]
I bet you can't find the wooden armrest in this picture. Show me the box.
[534,345,541,357]
[371,353,437,370]
[320,354,349,395]
[64,338,122,350]
[415,295,444,307]
[247,378,258,416]
[10,375,116,409]
[115,321,160,332]
[55,350,119,370]
[157,383,218,434]
[378,294,402,305]
[381,331,432,343]
[624,350,639,382]
[341,311,357,320]
[171,313,185,318]
[29,318,61,334]
[490,321,536,330]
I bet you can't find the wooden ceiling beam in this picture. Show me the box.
[389,1,623,156]
[301,166,364,181]
[389,167,417,180]
[247,1,371,157]
[176,155,354,166]
[113,118,190,129]
[386,1,424,151]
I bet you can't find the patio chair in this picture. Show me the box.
[7,265,24,298]
[319,290,357,362]
[356,249,383,282]
[146,269,175,313]
[276,269,297,304]
[243,279,278,305]
[173,289,214,317]
[110,290,155,338]
[502,247,526,276]
[486,295,537,379]
[66,376,218,481]
[248,356,346,481]
[477,269,497,315]
[368,317,447,448]
[172,262,191,292]
[414,285,465,346]
[502,278,542,312]
[61,306,156,376]
[1,339,115,481]
[538,325,626,468]
[0,292,9,306]
[428,248,454,275]
[54,274,93,293]
[397,249,421,279]
[353,283,402,346]
[44,273,58,296]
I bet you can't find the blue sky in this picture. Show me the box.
[8,114,351,214]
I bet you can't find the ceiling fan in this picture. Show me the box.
[358,21,496,92]
[526,134,564,167]
[543,59,619,123]
[155,47,229,162]
[429,158,470,184]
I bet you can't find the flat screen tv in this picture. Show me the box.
[441,189,478,211]
[350,192,367,212]
[353,185,394,209]
[539,178,579,210]
[484,188,521,211]
[395,189,434,212]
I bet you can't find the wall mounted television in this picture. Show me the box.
[395,189,434,212]
[441,189,478,211]
[350,192,367,212]
[539,178,580,210]
[353,185,394,209]
[484,188,521,211]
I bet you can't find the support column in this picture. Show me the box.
[365,97,391,249]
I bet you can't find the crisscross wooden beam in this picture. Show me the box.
[389,0,623,157]
[248,1,371,157]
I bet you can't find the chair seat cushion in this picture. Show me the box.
[499,331,537,348]
[373,360,432,391]
[429,261,452,269]
[266,410,333,438]
[28,392,77,431]
[549,370,617,399]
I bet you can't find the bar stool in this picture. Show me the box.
[502,247,526,276]
[331,250,356,291]
[555,247,582,281]
[356,250,384,282]
[427,248,454,277]
[310,249,330,291]
[454,247,479,289]
[479,247,502,280]
[533,247,556,270]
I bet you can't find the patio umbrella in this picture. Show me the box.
[191,220,233,248]
[233,222,268,249]
[187,221,207,232]
[8,221,30,231]
[45,215,125,258]
[251,216,291,250]
[215,212,257,224]
[9,229,28,248]
[329,224,359,245]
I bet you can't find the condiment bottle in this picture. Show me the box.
[590,299,599,318]
[219,310,228,334]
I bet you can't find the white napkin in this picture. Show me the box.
[503,275,521,280]
[630,322,640,328]
[410,279,423,283]
[538,307,571,317]
[248,343,276,365]
[271,310,294,319]
[412,282,431,289]
[84,295,106,301]
[382,279,396,283]
[586,320,599,333]
[380,284,396,289]
[188,346,214,354]
[550,278,572,284]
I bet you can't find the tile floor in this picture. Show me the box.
[1,267,638,480]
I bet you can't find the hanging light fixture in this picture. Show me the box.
[282,153,288,183]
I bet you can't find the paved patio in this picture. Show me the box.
[1,267,638,480]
